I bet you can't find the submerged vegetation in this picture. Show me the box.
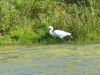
[0,44,100,75]
[0,0,100,45]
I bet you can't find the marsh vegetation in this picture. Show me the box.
[0,0,100,45]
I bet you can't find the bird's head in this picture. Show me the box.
[48,26,53,30]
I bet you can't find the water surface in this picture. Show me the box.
[0,44,100,75]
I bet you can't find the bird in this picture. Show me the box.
[48,26,71,39]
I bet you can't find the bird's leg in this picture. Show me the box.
[59,36,66,43]
[60,36,63,40]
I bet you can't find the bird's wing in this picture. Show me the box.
[53,30,71,37]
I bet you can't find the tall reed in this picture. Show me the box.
[0,0,100,45]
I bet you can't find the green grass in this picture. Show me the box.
[0,0,100,45]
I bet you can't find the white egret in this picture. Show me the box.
[48,26,71,39]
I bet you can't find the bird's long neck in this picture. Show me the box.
[50,28,53,35]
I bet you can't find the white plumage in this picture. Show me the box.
[48,26,71,39]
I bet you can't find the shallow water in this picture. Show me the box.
[0,44,100,75]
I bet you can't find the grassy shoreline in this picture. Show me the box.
[0,0,100,45]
